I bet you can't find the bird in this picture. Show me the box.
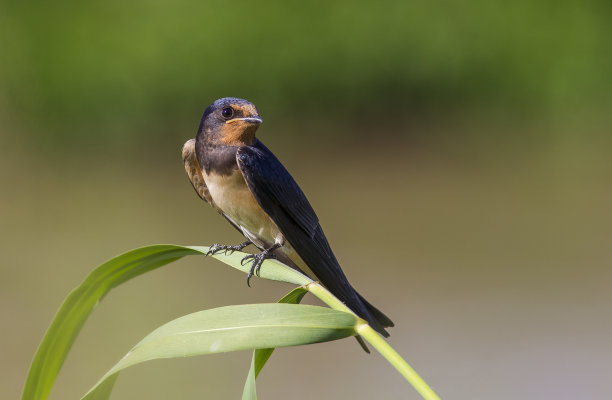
[182,97,393,337]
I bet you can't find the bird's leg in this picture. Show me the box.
[242,243,282,287]
[206,241,252,256]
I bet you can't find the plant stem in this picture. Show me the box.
[305,282,441,400]
[305,282,354,313]
[356,323,441,400]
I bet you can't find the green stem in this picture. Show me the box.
[305,282,354,313]
[305,282,441,400]
[356,323,441,400]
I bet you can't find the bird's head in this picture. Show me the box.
[197,97,263,147]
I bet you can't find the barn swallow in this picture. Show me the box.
[182,97,393,337]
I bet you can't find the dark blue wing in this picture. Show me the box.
[236,141,319,239]
[236,141,392,336]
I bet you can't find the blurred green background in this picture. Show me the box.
[2,0,611,399]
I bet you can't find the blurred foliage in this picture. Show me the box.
[1,0,611,151]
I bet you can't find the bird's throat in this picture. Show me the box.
[219,123,257,146]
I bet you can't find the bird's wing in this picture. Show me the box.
[236,141,320,239]
[236,141,391,336]
[182,139,213,204]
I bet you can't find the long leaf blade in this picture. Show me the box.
[82,304,357,399]
[242,355,258,400]
[242,287,308,400]
[23,244,311,400]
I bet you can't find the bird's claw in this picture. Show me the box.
[240,253,255,265]
[243,243,281,287]
[206,241,251,257]
[245,253,266,287]
[222,241,251,255]
[206,244,223,256]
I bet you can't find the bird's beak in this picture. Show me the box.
[226,117,263,125]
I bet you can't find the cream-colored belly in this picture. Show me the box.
[204,169,281,248]
[203,168,316,279]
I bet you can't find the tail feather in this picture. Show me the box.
[357,292,394,329]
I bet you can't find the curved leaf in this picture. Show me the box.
[82,304,357,399]
[23,244,311,400]
[242,287,308,400]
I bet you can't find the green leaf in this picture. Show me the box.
[24,242,442,400]
[242,353,258,400]
[23,244,312,400]
[82,304,357,399]
[242,287,308,400]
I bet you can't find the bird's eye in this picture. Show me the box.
[221,107,234,119]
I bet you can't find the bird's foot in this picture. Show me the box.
[242,243,281,287]
[206,241,252,256]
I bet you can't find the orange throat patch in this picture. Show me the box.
[219,122,257,146]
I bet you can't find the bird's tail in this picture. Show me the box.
[355,291,394,336]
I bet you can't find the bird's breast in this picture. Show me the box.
[203,168,281,248]
[204,166,315,280]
